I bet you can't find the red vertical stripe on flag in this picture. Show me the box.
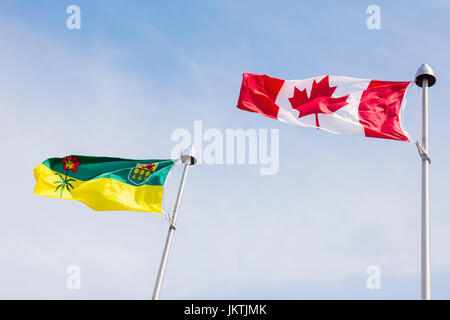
[237,73,285,120]
[358,80,411,141]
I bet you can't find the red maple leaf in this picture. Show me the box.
[288,76,349,128]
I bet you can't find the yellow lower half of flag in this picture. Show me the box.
[33,164,165,213]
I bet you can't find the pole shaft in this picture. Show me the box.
[152,164,190,300]
[421,79,431,300]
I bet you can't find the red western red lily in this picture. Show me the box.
[61,156,81,172]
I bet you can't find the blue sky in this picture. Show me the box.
[0,0,449,299]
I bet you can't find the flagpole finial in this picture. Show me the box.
[180,145,197,165]
[415,64,436,87]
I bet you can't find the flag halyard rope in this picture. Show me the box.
[415,141,431,164]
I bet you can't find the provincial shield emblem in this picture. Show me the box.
[127,163,158,185]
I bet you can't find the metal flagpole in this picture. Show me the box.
[152,146,197,300]
[414,64,436,300]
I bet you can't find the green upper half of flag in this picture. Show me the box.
[41,155,176,187]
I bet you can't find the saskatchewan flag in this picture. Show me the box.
[33,155,176,213]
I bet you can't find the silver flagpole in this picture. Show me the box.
[152,146,197,300]
[414,64,436,300]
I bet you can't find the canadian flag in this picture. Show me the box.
[237,73,411,141]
